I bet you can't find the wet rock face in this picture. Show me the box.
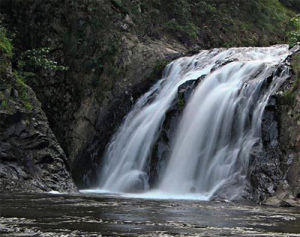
[0,65,75,192]
[148,79,201,187]
[249,49,300,205]
[148,99,179,187]
[277,50,300,200]
[71,51,184,188]
[248,94,283,202]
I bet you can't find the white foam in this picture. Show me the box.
[48,190,63,195]
[80,189,210,201]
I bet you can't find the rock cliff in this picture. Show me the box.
[266,48,300,206]
[0,34,75,192]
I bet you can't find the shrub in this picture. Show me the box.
[20,47,68,71]
[288,15,300,47]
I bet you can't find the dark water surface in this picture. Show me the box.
[0,193,300,236]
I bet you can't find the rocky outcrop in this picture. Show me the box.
[0,53,75,192]
[71,40,185,187]
[248,47,300,206]
[280,50,300,197]
[265,48,300,206]
[248,92,286,203]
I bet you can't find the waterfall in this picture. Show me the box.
[95,45,291,200]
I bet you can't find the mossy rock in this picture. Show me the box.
[0,25,13,75]
[280,52,300,106]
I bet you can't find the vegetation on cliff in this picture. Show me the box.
[0,23,12,78]
[288,15,300,46]
[0,26,12,59]
[114,0,294,47]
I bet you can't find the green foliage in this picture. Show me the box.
[0,26,13,58]
[288,15,300,47]
[164,20,199,41]
[119,0,294,47]
[24,101,33,111]
[15,47,68,81]
[0,90,8,110]
[1,99,8,109]
[20,47,68,71]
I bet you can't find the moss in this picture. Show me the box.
[14,72,33,112]
[24,101,33,111]
[0,25,12,74]
[0,89,13,112]
[0,98,8,109]
[0,27,13,59]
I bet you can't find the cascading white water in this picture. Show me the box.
[95,45,291,200]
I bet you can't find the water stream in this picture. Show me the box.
[1,193,300,236]
[94,45,291,200]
